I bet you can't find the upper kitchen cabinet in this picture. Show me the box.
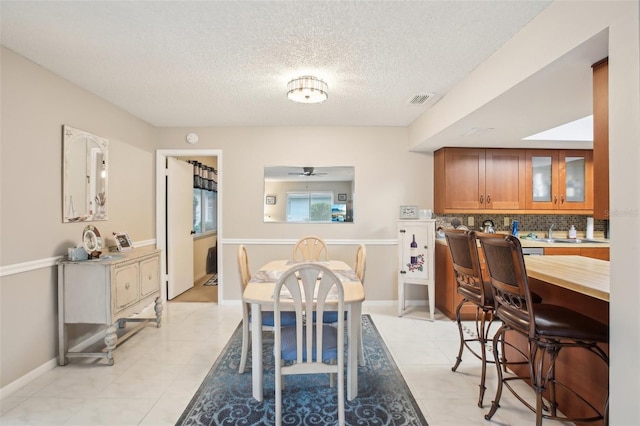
[525,149,593,212]
[434,148,526,213]
[592,58,609,220]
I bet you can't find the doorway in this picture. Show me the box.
[155,149,223,304]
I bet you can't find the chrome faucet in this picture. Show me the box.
[548,223,555,239]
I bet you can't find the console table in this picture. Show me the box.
[57,247,162,365]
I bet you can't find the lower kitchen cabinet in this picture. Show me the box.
[544,246,609,260]
[435,242,488,321]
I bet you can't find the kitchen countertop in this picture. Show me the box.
[435,232,610,249]
[524,255,610,301]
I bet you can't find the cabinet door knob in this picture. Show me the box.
[125,283,130,290]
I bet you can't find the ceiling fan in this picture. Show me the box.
[288,167,328,176]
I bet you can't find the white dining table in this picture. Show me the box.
[242,259,365,402]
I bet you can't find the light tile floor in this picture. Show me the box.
[0,302,570,425]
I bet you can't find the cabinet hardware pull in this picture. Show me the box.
[125,283,130,290]
[148,275,152,280]
[487,194,491,204]
[480,194,484,204]
[561,195,565,204]
[554,195,558,204]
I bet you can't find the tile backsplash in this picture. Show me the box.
[435,213,608,235]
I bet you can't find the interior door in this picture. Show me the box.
[167,157,194,299]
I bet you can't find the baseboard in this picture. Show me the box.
[0,357,57,399]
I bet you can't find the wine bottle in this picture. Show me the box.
[410,234,418,264]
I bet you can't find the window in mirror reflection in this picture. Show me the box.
[287,192,332,222]
[264,166,354,223]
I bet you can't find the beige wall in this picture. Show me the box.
[1,47,158,387]
[154,126,434,304]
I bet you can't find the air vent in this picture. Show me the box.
[408,93,434,105]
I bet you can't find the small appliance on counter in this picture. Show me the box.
[482,219,495,233]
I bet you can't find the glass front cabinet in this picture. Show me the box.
[525,149,593,211]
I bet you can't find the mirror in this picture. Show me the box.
[63,125,109,222]
[264,166,354,223]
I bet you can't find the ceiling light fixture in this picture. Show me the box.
[287,76,328,104]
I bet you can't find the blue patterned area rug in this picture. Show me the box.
[176,314,428,425]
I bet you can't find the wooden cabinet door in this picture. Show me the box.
[485,149,526,210]
[580,247,609,261]
[526,149,593,211]
[592,58,609,219]
[443,148,485,210]
[526,149,559,210]
[544,247,580,256]
[558,150,593,211]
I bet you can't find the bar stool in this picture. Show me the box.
[478,233,609,426]
[444,229,541,408]
[444,229,497,408]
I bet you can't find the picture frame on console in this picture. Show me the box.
[114,232,133,251]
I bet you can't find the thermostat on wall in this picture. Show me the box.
[186,132,199,144]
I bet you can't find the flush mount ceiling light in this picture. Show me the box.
[287,76,328,104]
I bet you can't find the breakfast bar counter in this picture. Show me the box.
[514,255,609,425]
[524,255,609,301]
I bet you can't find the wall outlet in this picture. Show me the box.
[468,216,474,227]
[504,217,510,227]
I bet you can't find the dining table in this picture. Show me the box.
[242,259,366,402]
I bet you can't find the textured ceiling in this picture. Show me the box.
[1,1,552,129]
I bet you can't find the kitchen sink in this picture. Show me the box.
[528,237,607,244]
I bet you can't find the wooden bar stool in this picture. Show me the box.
[443,229,497,407]
[478,233,609,426]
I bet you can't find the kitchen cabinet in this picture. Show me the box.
[525,149,593,212]
[57,247,162,365]
[434,148,526,213]
[544,246,609,261]
[398,220,436,321]
[592,58,609,220]
[435,241,489,321]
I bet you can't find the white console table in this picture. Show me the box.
[57,247,163,365]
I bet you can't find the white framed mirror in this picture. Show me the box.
[263,166,354,223]
[63,125,109,223]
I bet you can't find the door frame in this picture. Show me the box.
[156,149,223,303]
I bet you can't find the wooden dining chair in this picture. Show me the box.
[293,235,329,261]
[317,244,366,365]
[237,245,296,374]
[273,263,345,426]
